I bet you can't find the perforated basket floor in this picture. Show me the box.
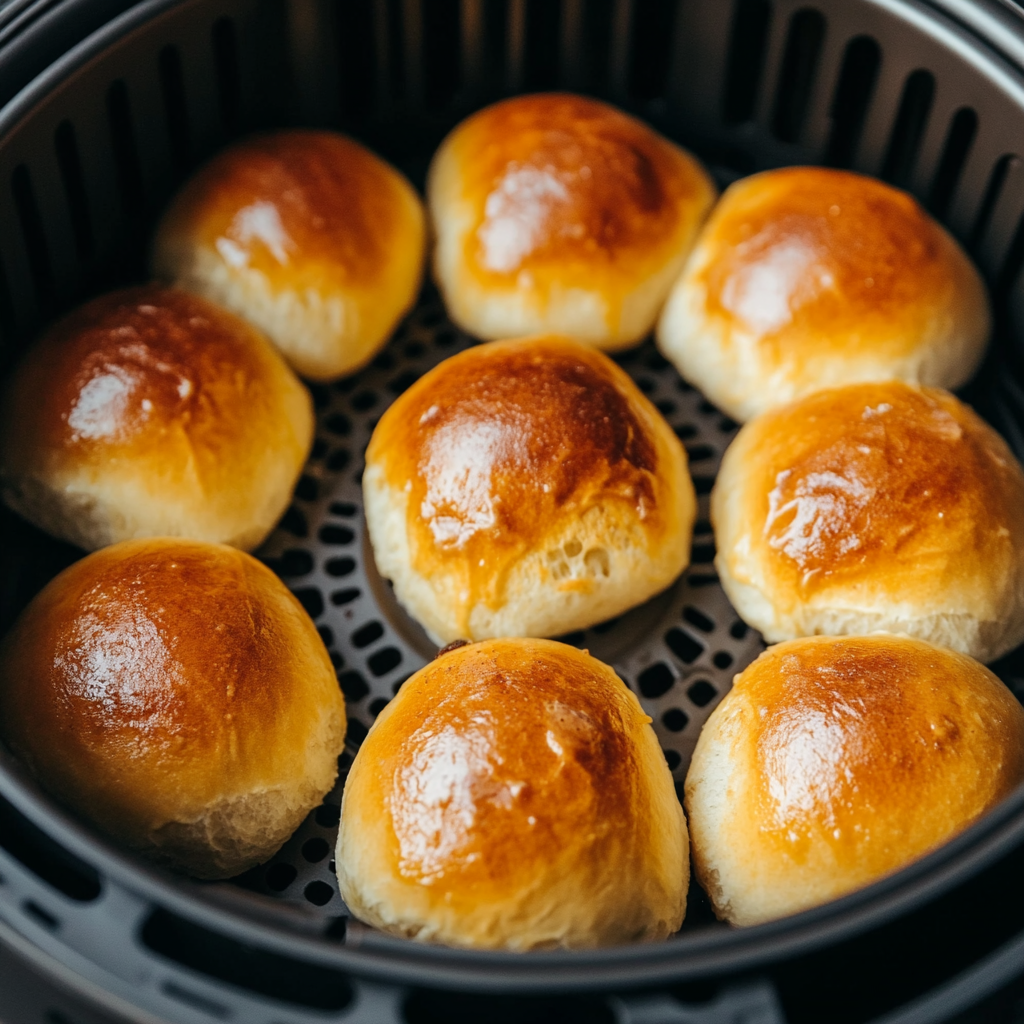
[233,285,765,924]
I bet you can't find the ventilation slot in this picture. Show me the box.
[54,120,94,262]
[971,154,1017,252]
[23,900,59,930]
[506,0,525,91]
[346,717,368,746]
[212,17,241,136]
[159,45,191,178]
[423,0,461,107]
[0,795,101,901]
[338,0,378,121]
[384,0,406,103]
[638,662,675,698]
[881,69,934,187]
[823,35,880,168]
[0,255,15,365]
[990,380,1024,465]
[628,0,676,100]
[663,708,689,732]
[368,647,402,676]
[12,164,52,308]
[772,8,826,144]
[928,107,977,219]
[722,0,772,125]
[404,992,616,1024]
[352,621,384,648]
[575,0,613,94]
[469,0,505,96]
[142,909,353,1010]
[522,0,561,91]
[996,204,1024,299]
[106,80,146,225]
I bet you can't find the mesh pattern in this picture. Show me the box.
[239,289,765,916]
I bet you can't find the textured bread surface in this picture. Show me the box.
[428,93,716,349]
[337,637,688,949]
[712,381,1024,662]
[364,334,695,643]
[0,285,313,552]
[153,130,426,380]
[658,167,990,421]
[685,634,1024,927]
[0,539,346,879]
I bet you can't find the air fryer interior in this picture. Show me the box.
[0,0,1024,1010]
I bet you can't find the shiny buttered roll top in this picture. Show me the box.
[363,334,696,644]
[658,167,990,422]
[337,638,688,949]
[0,285,313,552]
[152,130,426,381]
[0,539,346,879]
[685,635,1024,927]
[428,93,716,349]
[712,381,1024,662]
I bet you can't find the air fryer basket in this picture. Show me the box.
[1,0,1024,1021]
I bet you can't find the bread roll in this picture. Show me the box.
[152,130,426,380]
[0,285,313,552]
[428,94,716,349]
[712,381,1024,662]
[337,638,687,948]
[364,334,695,644]
[658,167,990,421]
[686,635,1024,926]
[0,539,346,879]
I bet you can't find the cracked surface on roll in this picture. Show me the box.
[363,334,695,643]
[712,381,1024,662]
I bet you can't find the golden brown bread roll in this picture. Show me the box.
[363,334,696,644]
[712,381,1024,662]
[0,539,346,879]
[0,285,313,553]
[428,94,716,349]
[685,634,1024,927]
[337,637,687,948]
[152,130,426,380]
[657,167,990,421]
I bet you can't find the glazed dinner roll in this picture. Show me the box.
[0,538,346,879]
[428,93,716,349]
[152,130,426,380]
[0,285,313,553]
[685,635,1024,927]
[658,167,990,422]
[713,381,1024,663]
[364,334,695,644]
[337,638,688,949]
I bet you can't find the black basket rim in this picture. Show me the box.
[2,667,1024,992]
